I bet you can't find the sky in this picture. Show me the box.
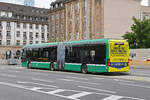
[0,0,148,9]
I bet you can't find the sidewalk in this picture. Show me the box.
[130,60,150,69]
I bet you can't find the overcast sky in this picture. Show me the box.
[0,0,148,8]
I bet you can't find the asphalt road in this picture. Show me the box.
[0,65,150,100]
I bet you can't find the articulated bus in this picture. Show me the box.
[21,39,129,73]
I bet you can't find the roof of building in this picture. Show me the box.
[0,2,49,17]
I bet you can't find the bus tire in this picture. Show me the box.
[50,62,54,71]
[81,64,88,74]
[27,62,31,69]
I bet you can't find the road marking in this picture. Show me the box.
[17,81,58,88]
[92,77,105,80]
[66,76,89,80]
[119,82,150,89]
[61,79,100,85]
[78,86,116,94]
[32,78,54,83]
[0,81,144,100]
[102,95,123,100]
[67,92,92,99]
[46,89,65,94]
[1,74,17,78]
[29,87,42,91]
[7,70,20,73]
[31,72,48,76]
[114,79,135,83]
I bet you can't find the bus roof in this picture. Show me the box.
[24,38,110,49]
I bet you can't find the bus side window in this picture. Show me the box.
[65,46,71,63]
[90,50,95,63]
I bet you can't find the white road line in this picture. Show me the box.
[7,70,20,73]
[114,79,135,83]
[17,81,58,88]
[78,86,116,94]
[32,78,54,83]
[119,82,150,89]
[102,95,123,100]
[1,74,17,78]
[46,89,65,94]
[67,92,92,99]
[31,72,48,76]
[29,87,42,91]
[0,81,144,100]
[92,77,105,80]
[66,76,89,80]
[61,79,100,85]
[0,82,68,99]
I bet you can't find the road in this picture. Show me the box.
[0,65,150,100]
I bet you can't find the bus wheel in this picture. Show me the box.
[81,64,88,74]
[27,62,31,69]
[50,62,54,71]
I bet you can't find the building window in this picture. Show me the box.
[0,22,2,27]
[16,40,20,45]
[0,40,2,45]
[36,24,39,29]
[56,13,59,19]
[6,31,11,38]
[23,23,27,28]
[23,32,27,39]
[47,33,49,40]
[61,12,64,19]
[51,15,54,20]
[35,41,39,44]
[52,33,55,39]
[36,33,39,38]
[7,22,10,27]
[42,33,44,39]
[41,41,45,43]
[76,32,79,39]
[0,31,2,37]
[23,41,26,45]
[70,32,72,40]
[24,16,27,20]
[29,32,33,40]
[7,40,10,45]
[70,4,72,16]
[30,41,33,44]
[76,1,80,13]
[30,24,33,29]
[17,15,20,19]
[17,23,20,28]
[36,17,38,21]
[16,31,20,37]
[30,16,33,20]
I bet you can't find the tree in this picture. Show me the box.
[123,17,150,48]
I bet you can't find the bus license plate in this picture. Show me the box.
[110,62,128,68]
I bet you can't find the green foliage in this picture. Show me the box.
[123,17,150,48]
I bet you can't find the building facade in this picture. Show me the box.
[24,0,35,7]
[49,1,66,42]
[140,6,150,19]
[0,2,49,60]
[49,0,141,42]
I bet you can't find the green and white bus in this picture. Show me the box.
[21,38,129,73]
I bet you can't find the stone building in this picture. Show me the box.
[49,0,66,42]
[140,6,150,19]
[0,2,49,60]
[49,0,141,42]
